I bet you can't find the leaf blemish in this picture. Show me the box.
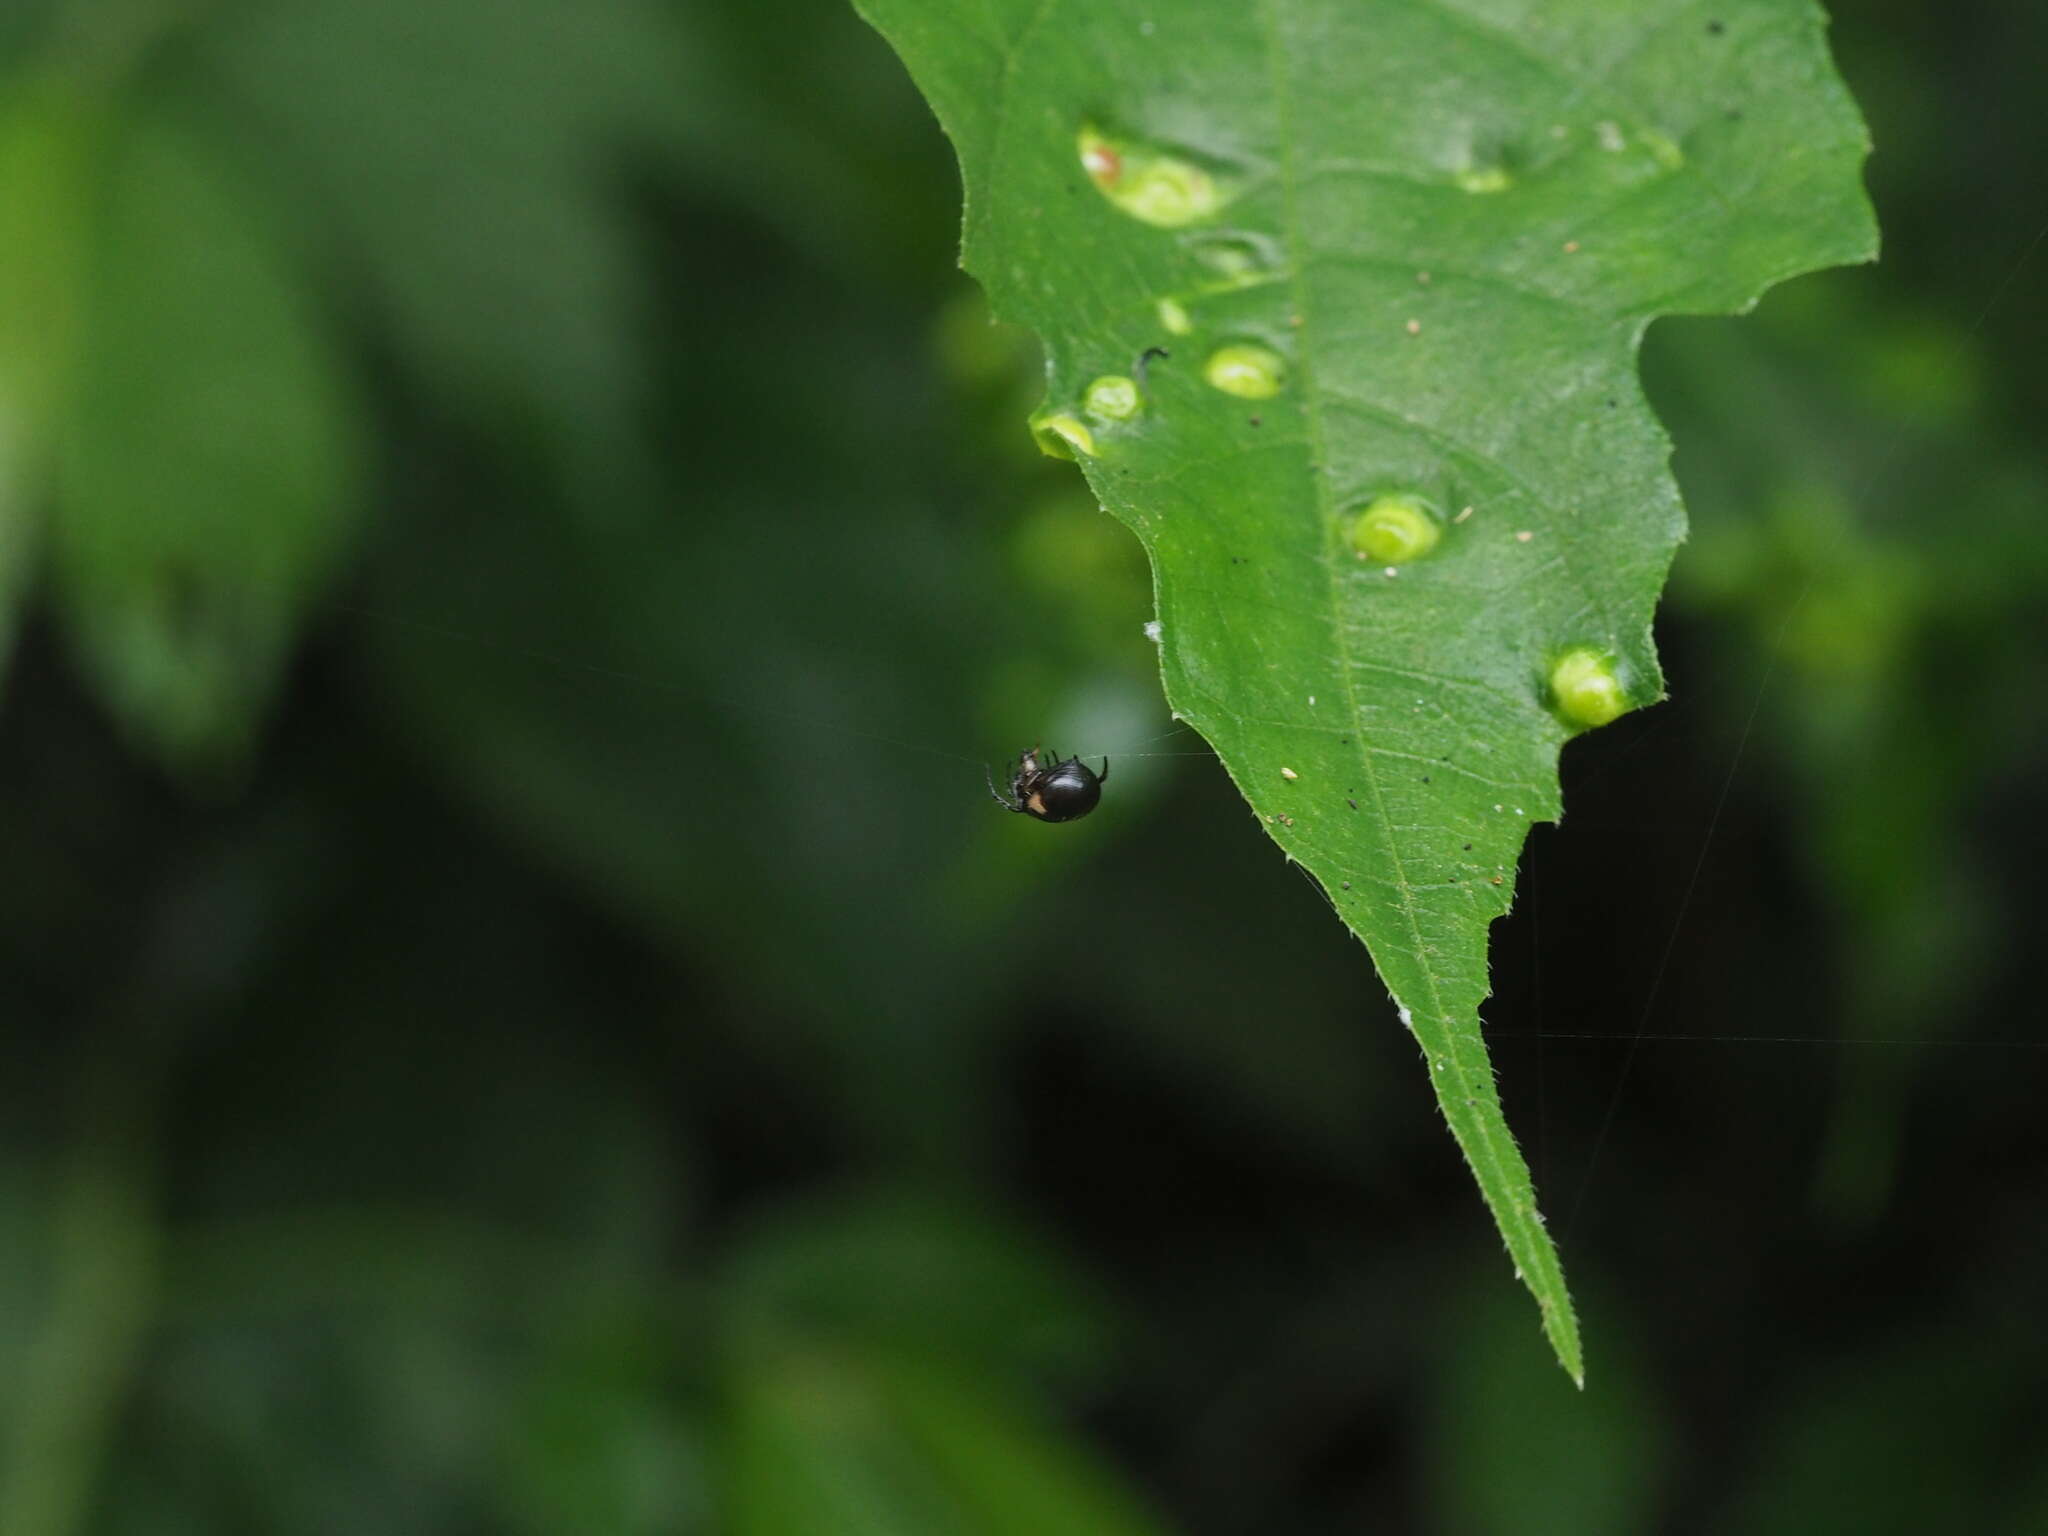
[1084,375,1142,421]
[1077,124,1228,227]
[1184,228,1285,283]
[1348,494,1443,565]
[1030,412,1095,458]
[1549,646,1630,729]
[1203,343,1285,398]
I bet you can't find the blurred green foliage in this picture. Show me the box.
[1,1,2043,1533]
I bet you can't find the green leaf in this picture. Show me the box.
[715,1192,1161,1536]
[721,1346,1163,1536]
[715,1190,1115,1389]
[0,74,104,682]
[50,109,362,778]
[854,0,1876,1380]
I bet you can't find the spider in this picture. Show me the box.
[986,745,1109,823]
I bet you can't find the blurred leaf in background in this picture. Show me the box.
[51,108,363,778]
[0,70,100,677]
[196,0,685,507]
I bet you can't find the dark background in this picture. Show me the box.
[2,1,2044,1532]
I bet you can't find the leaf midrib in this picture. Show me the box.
[1253,0,1577,1375]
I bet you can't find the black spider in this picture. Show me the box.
[986,745,1109,823]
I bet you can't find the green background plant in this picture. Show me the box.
[0,0,2044,1531]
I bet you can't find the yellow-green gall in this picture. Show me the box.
[1639,128,1685,171]
[1549,648,1629,728]
[1347,495,1442,564]
[1455,164,1513,194]
[1156,297,1193,335]
[1030,412,1094,459]
[1083,375,1141,421]
[1203,343,1285,399]
[1078,125,1224,228]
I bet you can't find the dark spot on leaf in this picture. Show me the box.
[1422,776,1431,783]
[1342,881,1351,889]
[1347,798,1358,810]
[1463,842,1472,850]
[1706,18,1725,33]
[1249,416,1262,427]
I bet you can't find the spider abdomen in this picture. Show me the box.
[1024,759,1103,822]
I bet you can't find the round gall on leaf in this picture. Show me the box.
[1202,343,1285,399]
[1077,125,1226,227]
[1347,495,1442,564]
[1083,375,1141,421]
[1549,647,1629,729]
[1030,412,1095,459]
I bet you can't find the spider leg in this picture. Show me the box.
[1096,757,1110,784]
[985,762,1022,812]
